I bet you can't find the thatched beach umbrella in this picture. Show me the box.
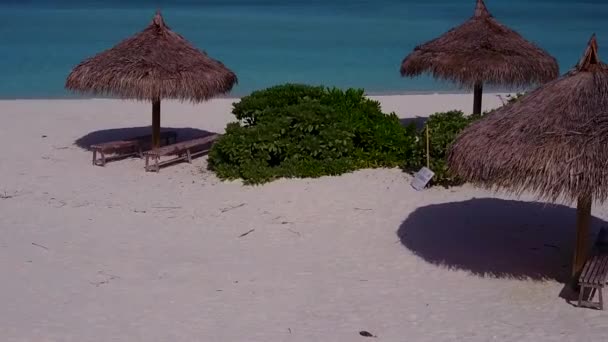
[66,11,237,148]
[400,0,558,114]
[448,35,608,277]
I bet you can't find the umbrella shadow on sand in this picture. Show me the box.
[74,126,218,151]
[397,198,607,284]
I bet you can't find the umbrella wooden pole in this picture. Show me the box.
[152,98,161,149]
[426,125,430,168]
[473,82,483,115]
[573,195,592,277]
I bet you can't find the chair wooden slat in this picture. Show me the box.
[144,134,219,172]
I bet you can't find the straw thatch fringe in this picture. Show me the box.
[66,11,237,102]
[448,35,608,204]
[400,0,558,88]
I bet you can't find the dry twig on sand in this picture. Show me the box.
[221,203,246,213]
[1,191,16,199]
[238,229,255,238]
[31,242,49,250]
[287,229,301,237]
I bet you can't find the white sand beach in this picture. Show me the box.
[1,94,606,341]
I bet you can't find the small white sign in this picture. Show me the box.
[411,167,435,191]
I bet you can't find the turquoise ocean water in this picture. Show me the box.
[0,0,607,98]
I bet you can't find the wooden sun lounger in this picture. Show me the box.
[92,140,141,166]
[578,228,608,310]
[577,253,608,310]
[144,134,219,172]
[91,131,177,166]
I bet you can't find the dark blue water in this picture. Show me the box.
[0,0,607,98]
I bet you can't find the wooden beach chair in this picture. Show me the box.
[577,228,608,310]
[144,134,219,172]
[92,140,142,166]
[91,131,177,166]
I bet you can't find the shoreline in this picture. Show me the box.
[0,90,515,102]
[0,94,508,123]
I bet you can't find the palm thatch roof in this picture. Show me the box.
[400,0,558,88]
[448,35,608,204]
[66,11,237,102]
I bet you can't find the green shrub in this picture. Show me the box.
[402,110,478,187]
[232,84,326,125]
[208,84,417,184]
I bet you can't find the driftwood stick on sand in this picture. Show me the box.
[287,229,301,237]
[1,191,17,199]
[221,203,246,213]
[238,229,255,238]
[31,242,49,250]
